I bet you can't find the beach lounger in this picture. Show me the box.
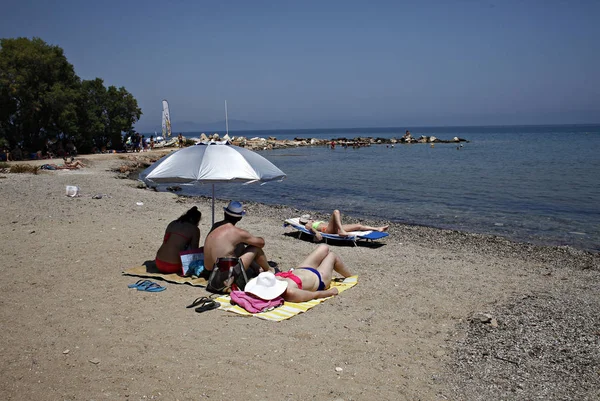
[283,217,388,246]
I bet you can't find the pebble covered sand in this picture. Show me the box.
[0,151,598,400]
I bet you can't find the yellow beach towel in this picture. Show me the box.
[215,275,358,322]
[122,262,208,287]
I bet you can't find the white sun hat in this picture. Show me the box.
[299,214,311,224]
[244,271,288,300]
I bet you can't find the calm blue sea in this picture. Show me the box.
[174,125,600,252]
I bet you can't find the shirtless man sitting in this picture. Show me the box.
[203,201,275,278]
[63,157,86,169]
[300,209,389,241]
[244,244,353,303]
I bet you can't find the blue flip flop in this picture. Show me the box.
[138,282,166,292]
[128,279,154,289]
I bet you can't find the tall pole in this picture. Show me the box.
[225,100,229,137]
[212,183,215,226]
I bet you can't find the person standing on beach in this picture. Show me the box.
[3,147,12,161]
[155,207,202,274]
[178,133,184,148]
[300,210,388,241]
[134,133,141,152]
[203,201,275,278]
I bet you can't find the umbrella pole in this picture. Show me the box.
[212,183,215,227]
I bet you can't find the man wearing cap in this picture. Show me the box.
[203,201,275,278]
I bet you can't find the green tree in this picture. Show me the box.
[0,37,79,151]
[76,78,109,153]
[104,85,141,151]
[0,37,142,155]
[76,79,141,153]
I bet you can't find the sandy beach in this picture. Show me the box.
[0,151,598,400]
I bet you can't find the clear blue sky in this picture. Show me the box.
[2,0,599,131]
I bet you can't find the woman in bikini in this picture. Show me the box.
[155,207,202,274]
[300,209,389,241]
[39,158,87,171]
[270,244,352,302]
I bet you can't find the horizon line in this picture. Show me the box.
[138,122,600,134]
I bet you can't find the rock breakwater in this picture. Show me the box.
[191,132,469,151]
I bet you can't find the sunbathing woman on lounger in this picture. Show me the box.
[155,207,201,274]
[299,209,388,241]
[244,244,352,303]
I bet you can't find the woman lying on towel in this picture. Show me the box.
[39,159,86,170]
[299,209,389,241]
[244,244,352,303]
[155,206,202,274]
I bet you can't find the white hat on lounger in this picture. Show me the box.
[299,214,311,224]
[244,272,288,300]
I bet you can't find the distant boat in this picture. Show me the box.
[162,99,172,139]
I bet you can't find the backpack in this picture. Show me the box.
[206,258,249,294]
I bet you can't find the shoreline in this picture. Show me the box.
[4,150,599,259]
[1,130,466,163]
[177,194,599,269]
[1,151,598,400]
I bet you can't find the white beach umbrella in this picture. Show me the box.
[139,142,286,224]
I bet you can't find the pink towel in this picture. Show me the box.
[230,290,284,313]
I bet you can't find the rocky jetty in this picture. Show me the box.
[191,132,469,151]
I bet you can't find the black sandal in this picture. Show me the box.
[268,261,281,274]
[195,300,220,313]
[186,296,212,308]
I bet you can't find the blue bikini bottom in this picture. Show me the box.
[298,267,325,291]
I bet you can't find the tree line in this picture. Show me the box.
[0,37,141,158]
